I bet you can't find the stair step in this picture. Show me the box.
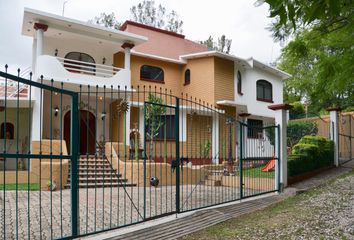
[78,172,122,177]
[79,158,106,162]
[68,177,127,182]
[65,182,136,188]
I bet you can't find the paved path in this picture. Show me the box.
[84,161,354,240]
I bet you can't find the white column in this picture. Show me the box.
[269,104,290,189]
[179,108,187,142]
[35,29,44,57]
[328,108,340,166]
[32,38,37,73]
[121,43,134,70]
[125,98,131,147]
[124,47,131,70]
[212,114,219,164]
[139,106,145,147]
[31,23,48,141]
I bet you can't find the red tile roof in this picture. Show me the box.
[120,21,208,60]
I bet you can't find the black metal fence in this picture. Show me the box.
[0,67,280,239]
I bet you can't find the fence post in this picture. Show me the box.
[327,107,340,166]
[175,97,180,213]
[70,93,79,236]
[268,104,292,189]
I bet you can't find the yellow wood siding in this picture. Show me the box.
[214,58,234,103]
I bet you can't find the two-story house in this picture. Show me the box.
[1,8,290,185]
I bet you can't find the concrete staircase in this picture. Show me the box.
[66,155,136,188]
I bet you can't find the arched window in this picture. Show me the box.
[256,80,273,102]
[184,69,191,85]
[237,70,242,94]
[64,52,96,74]
[0,122,14,139]
[140,65,164,82]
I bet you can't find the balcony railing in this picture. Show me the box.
[56,57,122,78]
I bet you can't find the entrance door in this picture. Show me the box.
[64,110,96,155]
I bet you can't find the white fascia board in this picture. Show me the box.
[216,100,238,106]
[180,51,252,68]
[131,50,186,64]
[248,58,292,80]
[22,8,147,45]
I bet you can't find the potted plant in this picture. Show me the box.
[46,180,57,191]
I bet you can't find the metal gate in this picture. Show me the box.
[143,96,179,219]
[239,122,280,198]
[0,68,79,240]
[0,69,280,239]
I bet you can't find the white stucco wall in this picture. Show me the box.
[235,65,284,118]
[43,36,117,68]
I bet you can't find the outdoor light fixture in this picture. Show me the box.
[54,106,59,117]
[54,49,58,56]
[102,57,106,64]
[101,111,106,120]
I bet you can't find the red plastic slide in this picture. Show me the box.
[262,159,276,172]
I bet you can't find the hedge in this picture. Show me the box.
[288,135,334,177]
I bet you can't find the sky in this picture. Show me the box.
[0,0,283,72]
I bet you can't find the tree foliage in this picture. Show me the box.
[88,12,121,30]
[257,0,354,111]
[257,0,354,41]
[279,27,354,111]
[130,0,183,33]
[200,35,232,53]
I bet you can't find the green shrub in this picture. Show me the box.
[288,135,334,177]
[289,101,305,119]
[287,121,318,148]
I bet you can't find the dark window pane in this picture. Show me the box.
[264,87,272,100]
[256,80,272,101]
[237,71,242,94]
[146,115,175,140]
[140,65,164,81]
[257,85,263,99]
[185,69,190,84]
[247,119,263,138]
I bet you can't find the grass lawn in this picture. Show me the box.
[0,183,40,191]
[182,170,354,240]
[235,166,275,179]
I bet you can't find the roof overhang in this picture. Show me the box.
[22,8,147,46]
[216,100,238,107]
[180,51,252,68]
[249,58,292,80]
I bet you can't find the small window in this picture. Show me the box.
[237,70,242,94]
[184,69,191,85]
[140,65,164,82]
[256,80,273,102]
[247,119,263,138]
[146,115,176,140]
[0,122,14,139]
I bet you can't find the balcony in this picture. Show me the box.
[35,55,131,90]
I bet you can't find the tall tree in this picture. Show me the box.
[130,0,183,33]
[88,12,121,30]
[200,35,232,53]
[258,0,354,111]
[279,28,354,111]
